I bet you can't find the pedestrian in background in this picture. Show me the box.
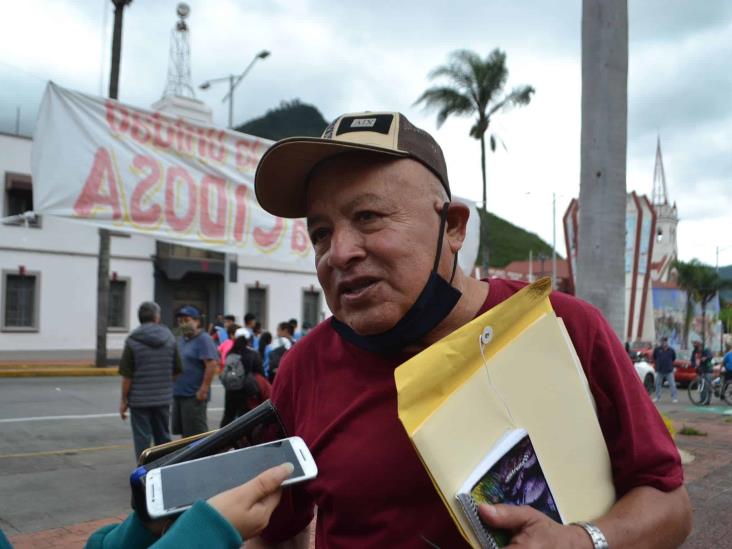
[119,301,181,460]
[218,322,239,370]
[264,322,295,382]
[289,318,303,341]
[652,336,677,403]
[723,343,732,384]
[219,335,270,427]
[173,306,219,437]
[691,339,714,405]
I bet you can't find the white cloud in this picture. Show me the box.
[1,0,730,266]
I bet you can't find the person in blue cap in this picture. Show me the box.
[172,305,219,437]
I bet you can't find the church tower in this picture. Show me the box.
[650,137,679,282]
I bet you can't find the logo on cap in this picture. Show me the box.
[350,118,377,129]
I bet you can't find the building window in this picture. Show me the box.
[302,289,322,330]
[246,287,268,329]
[2,270,40,331]
[3,173,40,227]
[108,279,129,331]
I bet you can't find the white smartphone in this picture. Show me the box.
[145,436,317,519]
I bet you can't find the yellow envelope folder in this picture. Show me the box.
[395,279,615,547]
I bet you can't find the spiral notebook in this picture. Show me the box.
[455,428,564,549]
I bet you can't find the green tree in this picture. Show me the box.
[674,259,732,348]
[415,49,534,267]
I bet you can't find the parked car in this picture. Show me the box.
[634,359,656,394]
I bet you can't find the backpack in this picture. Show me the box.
[220,352,260,398]
[268,345,289,382]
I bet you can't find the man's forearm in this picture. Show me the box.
[121,377,132,403]
[202,360,217,389]
[593,485,692,548]
[245,526,310,549]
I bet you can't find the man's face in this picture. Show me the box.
[224,318,234,329]
[178,315,198,330]
[306,154,445,335]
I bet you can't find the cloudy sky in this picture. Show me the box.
[1,0,731,266]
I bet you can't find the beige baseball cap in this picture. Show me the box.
[254,112,450,218]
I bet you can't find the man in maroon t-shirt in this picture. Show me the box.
[248,112,691,548]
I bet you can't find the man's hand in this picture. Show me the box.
[208,462,294,540]
[196,385,209,401]
[119,400,128,421]
[478,504,591,549]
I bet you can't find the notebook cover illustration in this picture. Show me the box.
[456,429,562,548]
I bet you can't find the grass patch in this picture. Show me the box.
[678,425,707,436]
[724,418,732,424]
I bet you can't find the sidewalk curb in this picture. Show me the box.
[0,367,118,377]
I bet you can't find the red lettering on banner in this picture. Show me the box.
[196,127,209,158]
[232,185,249,243]
[254,217,286,251]
[73,147,123,220]
[105,101,130,134]
[152,113,175,149]
[164,166,197,232]
[208,130,227,163]
[291,219,309,254]
[235,139,262,173]
[130,155,162,226]
[130,112,151,144]
[174,119,195,156]
[199,175,227,239]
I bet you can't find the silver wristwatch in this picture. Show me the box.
[573,521,609,549]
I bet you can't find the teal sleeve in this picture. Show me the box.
[84,512,159,549]
[150,501,242,549]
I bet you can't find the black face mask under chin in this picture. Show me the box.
[331,202,462,355]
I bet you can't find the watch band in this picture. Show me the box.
[572,521,609,549]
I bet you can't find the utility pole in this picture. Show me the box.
[96,0,132,367]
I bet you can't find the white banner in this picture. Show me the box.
[32,83,479,271]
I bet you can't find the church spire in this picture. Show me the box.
[162,3,195,99]
[651,135,669,206]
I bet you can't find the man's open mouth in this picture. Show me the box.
[339,277,379,299]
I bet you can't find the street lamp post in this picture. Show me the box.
[199,49,270,128]
[199,50,270,316]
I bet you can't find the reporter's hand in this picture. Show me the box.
[478,504,592,549]
[119,400,128,420]
[208,462,293,539]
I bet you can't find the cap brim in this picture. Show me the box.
[255,137,408,218]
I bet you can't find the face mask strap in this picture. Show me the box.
[434,201,458,285]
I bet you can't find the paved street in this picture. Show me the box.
[2,377,731,547]
[0,377,224,537]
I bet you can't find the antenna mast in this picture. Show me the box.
[162,3,195,98]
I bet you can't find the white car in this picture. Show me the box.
[634,359,656,394]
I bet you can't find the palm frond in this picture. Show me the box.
[487,85,536,117]
[414,86,475,127]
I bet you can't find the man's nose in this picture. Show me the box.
[327,226,366,269]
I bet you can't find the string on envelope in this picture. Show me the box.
[478,326,518,427]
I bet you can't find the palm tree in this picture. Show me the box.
[674,259,732,348]
[415,49,534,268]
[576,0,628,340]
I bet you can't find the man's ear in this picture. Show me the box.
[445,201,470,253]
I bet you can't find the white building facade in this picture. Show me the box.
[0,128,326,362]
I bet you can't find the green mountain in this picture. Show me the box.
[476,209,557,268]
[236,99,328,140]
[239,101,556,268]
